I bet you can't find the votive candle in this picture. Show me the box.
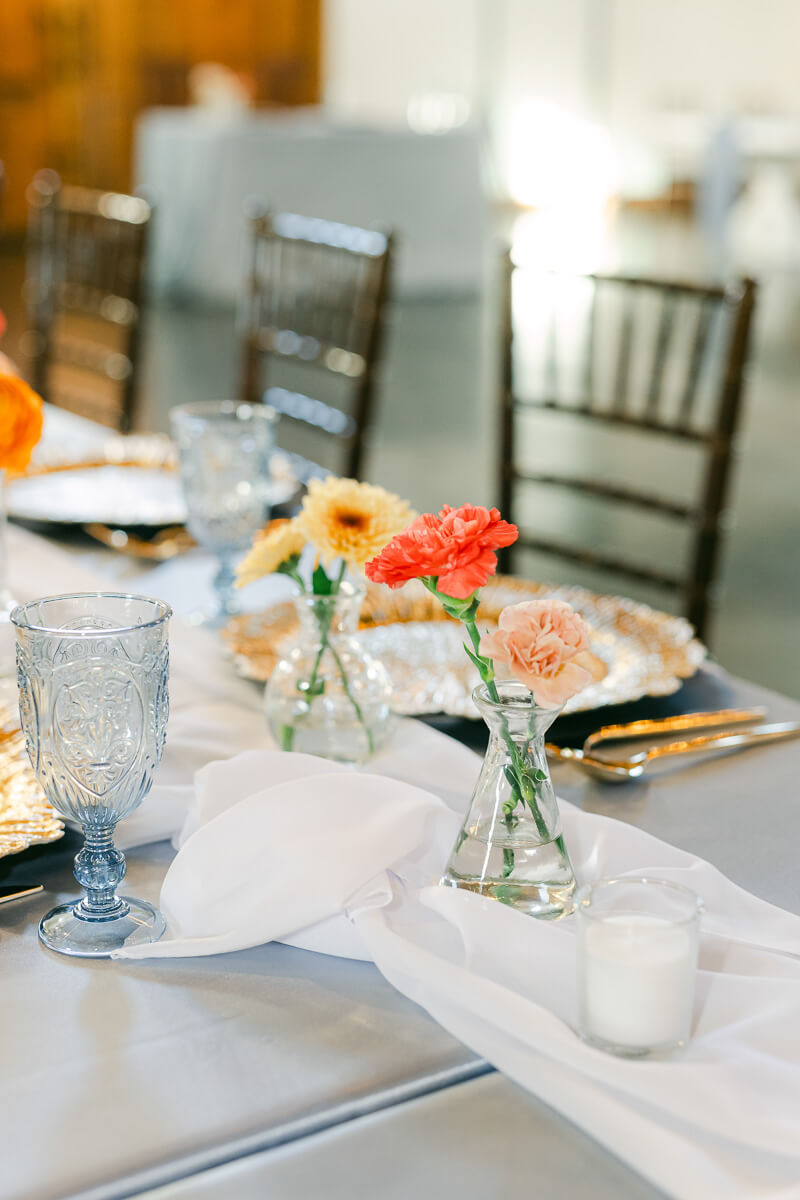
[576,877,702,1057]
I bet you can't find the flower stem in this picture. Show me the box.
[462,613,551,846]
[288,560,373,756]
[302,560,348,701]
[420,578,553,857]
[328,639,374,755]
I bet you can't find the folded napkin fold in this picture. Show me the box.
[115,727,800,1200]
[121,750,459,959]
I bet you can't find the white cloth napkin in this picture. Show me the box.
[114,732,800,1200]
[115,720,478,957]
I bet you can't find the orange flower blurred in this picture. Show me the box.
[0,373,44,473]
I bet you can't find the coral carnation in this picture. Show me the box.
[0,374,43,473]
[366,503,518,599]
[479,599,607,708]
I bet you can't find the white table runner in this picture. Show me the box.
[103,735,800,1200]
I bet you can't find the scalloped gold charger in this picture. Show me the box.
[0,705,64,859]
[223,576,707,719]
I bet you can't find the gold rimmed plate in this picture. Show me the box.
[0,705,64,859]
[223,576,707,718]
[7,436,299,528]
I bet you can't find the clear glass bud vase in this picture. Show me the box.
[264,581,392,764]
[441,680,576,919]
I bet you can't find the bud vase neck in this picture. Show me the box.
[294,581,364,641]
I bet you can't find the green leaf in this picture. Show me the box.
[277,553,302,577]
[439,596,476,620]
[462,596,480,621]
[312,563,333,595]
[533,769,548,782]
[462,643,492,681]
[503,764,520,794]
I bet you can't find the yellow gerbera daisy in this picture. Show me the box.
[235,518,306,587]
[296,476,415,569]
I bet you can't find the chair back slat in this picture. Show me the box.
[544,290,560,402]
[612,285,635,413]
[580,278,597,411]
[646,292,676,418]
[240,208,393,480]
[678,295,715,426]
[687,278,757,634]
[26,172,150,432]
[516,533,682,592]
[500,254,757,643]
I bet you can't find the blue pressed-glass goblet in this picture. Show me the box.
[170,400,278,624]
[11,592,171,958]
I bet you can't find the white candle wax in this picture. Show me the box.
[580,913,697,1050]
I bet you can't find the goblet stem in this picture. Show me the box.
[213,555,237,619]
[73,825,128,921]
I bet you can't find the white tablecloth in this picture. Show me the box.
[135,107,490,301]
[8,407,800,1199]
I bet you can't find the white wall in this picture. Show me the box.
[322,0,800,196]
[608,0,800,134]
[323,0,483,124]
[322,0,595,125]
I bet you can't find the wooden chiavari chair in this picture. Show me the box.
[26,170,151,432]
[499,255,757,643]
[240,204,393,481]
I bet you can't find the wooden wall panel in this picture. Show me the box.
[0,0,321,234]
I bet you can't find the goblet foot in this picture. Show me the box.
[39,897,166,958]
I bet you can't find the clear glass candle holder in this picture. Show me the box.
[12,592,171,958]
[576,876,702,1057]
[170,400,277,624]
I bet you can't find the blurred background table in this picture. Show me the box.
[134,108,490,302]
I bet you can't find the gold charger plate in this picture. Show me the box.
[0,705,64,859]
[223,576,707,718]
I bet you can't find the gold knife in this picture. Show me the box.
[583,707,767,753]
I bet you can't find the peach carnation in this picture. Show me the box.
[366,503,518,599]
[479,598,607,708]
